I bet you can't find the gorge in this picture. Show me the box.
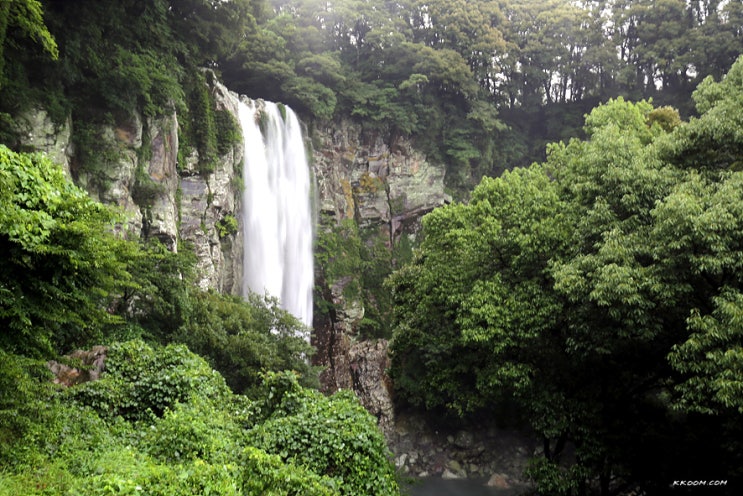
[4,2,743,493]
[10,71,531,489]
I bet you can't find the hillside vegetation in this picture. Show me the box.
[0,144,400,494]
[1,1,742,494]
[389,56,743,495]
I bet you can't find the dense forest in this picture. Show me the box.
[1,0,743,495]
[388,60,743,494]
[2,0,742,192]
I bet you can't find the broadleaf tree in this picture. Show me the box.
[388,56,743,494]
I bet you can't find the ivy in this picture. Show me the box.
[0,146,136,356]
[67,340,231,422]
[184,71,218,174]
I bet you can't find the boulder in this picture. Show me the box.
[486,473,511,489]
[48,346,108,387]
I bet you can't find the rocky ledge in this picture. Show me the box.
[390,413,536,491]
[327,339,536,491]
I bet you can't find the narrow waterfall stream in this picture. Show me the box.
[238,99,314,331]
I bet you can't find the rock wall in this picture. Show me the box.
[17,78,245,294]
[13,108,73,176]
[311,120,450,393]
[177,80,244,293]
[313,120,450,236]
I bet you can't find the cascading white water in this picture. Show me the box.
[238,99,314,331]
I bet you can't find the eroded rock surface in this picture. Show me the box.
[48,346,108,387]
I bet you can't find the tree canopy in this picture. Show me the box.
[388,56,743,494]
[2,0,741,193]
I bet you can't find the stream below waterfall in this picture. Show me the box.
[405,477,525,496]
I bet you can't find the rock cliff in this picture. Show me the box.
[17,77,245,294]
[310,120,449,395]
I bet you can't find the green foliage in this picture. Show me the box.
[0,146,137,356]
[111,238,195,342]
[0,346,399,495]
[172,291,319,395]
[389,164,568,415]
[282,76,337,121]
[131,164,165,209]
[389,65,743,492]
[669,289,743,414]
[0,350,56,465]
[142,396,242,464]
[582,96,655,143]
[240,447,340,496]
[69,119,122,191]
[68,340,231,422]
[216,214,239,238]
[68,451,244,496]
[314,219,395,338]
[659,56,743,171]
[247,372,399,496]
[215,108,242,156]
[315,219,367,302]
[0,0,58,90]
[184,71,218,173]
[95,48,184,118]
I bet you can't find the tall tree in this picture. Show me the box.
[389,58,743,493]
[0,146,137,356]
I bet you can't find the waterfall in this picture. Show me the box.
[238,99,314,331]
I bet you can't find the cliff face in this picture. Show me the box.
[314,120,449,238]
[311,119,449,397]
[16,77,245,294]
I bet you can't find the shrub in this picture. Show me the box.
[67,340,231,422]
[247,372,399,496]
[142,397,242,464]
[172,291,319,395]
[240,447,340,496]
[216,214,238,238]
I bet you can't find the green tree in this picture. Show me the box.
[173,291,318,394]
[498,0,587,106]
[389,59,743,493]
[247,372,399,496]
[0,0,57,88]
[0,146,137,356]
[388,164,569,416]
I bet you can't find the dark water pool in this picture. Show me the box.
[404,478,526,496]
